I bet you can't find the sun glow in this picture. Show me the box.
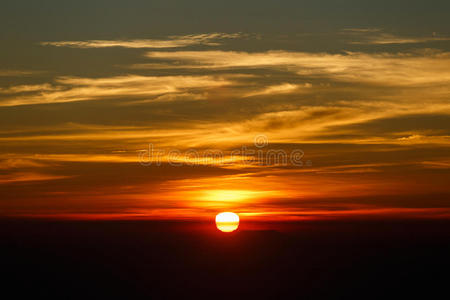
[202,190,264,203]
[215,212,240,232]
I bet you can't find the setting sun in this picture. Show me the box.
[215,212,240,232]
[1,1,449,298]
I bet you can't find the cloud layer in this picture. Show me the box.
[1,31,450,219]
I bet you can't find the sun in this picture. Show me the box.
[215,212,239,232]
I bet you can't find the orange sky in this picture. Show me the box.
[1,14,450,220]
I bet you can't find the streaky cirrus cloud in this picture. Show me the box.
[0,70,42,77]
[341,28,450,45]
[142,49,450,86]
[40,32,245,49]
[242,83,312,98]
[1,101,449,148]
[0,172,71,184]
[0,83,58,94]
[0,74,237,106]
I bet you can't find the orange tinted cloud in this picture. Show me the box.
[40,33,245,49]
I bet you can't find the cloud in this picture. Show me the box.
[2,31,450,220]
[342,28,450,45]
[143,50,450,86]
[354,34,450,45]
[242,83,311,97]
[0,84,58,94]
[1,48,449,149]
[0,172,70,184]
[421,160,450,169]
[0,70,40,77]
[0,158,48,169]
[40,32,245,49]
[0,75,235,106]
[342,28,382,33]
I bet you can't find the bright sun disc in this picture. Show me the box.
[215,212,239,232]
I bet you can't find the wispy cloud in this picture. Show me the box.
[0,84,58,94]
[342,28,382,33]
[2,101,449,149]
[243,83,311,97]
[342,28,450,45]
[2,28,450,220]
[1,48,450,148]
[144,50,450,86]
[0,75,235,106]
[0,70,41,77]
[40,32,245,49]
[0,172,70,184]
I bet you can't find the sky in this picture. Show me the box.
[1,0,450,220]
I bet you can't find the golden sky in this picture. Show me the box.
[1,1,450,220]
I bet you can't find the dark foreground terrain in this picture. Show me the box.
[1,218,449,299]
